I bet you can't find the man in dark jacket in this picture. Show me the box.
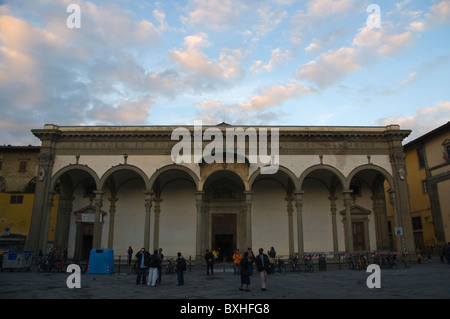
[135,248,150,285]
[255,248,270,291]
[205,249,214,275]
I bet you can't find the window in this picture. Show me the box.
[10,195,24,204]
[417,147,425,169]
[18,160,28,172]
[412,216,422,231]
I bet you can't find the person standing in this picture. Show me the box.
[147,249,160,287]
[239,251,250,291]
[247,248,255,276]
[268,247,276,274]
[175,252,187,286]
[157,248,164,284]
[205,249,214,275]
[135,248,149,285]
[255,248,270,291]
[233,249,242,275]
[127,246,133,265]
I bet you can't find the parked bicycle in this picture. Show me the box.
[165,258,175,274]
[289,255,300,272]
[274,257,286,273]
[36,256,50,273]
[302,256,314,272]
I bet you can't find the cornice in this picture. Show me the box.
[31,124,411,142]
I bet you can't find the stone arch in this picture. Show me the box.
[346,164,394,190]
[298,164,346,191]
[99,164,151,191]
[51,165,100,191]
[248,165,299,192]
[149,164,199,192]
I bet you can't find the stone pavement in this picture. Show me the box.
[0,261,449,300]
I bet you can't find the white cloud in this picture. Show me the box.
[425,0,450,26]
[296,47,361,88]
[352,26,414,56]
[379,101,450,143]
[250,48,292,73]
[170,33,245,87]
[180,0,247,31]
[196,80,314,124]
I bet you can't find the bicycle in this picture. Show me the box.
[289,256,300,272]
[302,257,314,272]
[53,259,67,272]
[165,258,175,274]
[348,256,358,270]
[274,258,286,273]
[37,256,50,273]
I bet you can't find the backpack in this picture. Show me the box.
[178,258,187,271]
[149,254,159,268]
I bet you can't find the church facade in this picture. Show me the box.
[26,123,414,262]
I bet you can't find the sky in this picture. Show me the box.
[0,0,449,146]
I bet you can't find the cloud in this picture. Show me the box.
[296,47,361,88]
[180,0,247,31]
[196,80,314,123]
[0,0,163,144]
[250,48,292,73]
[288,0,357,44]
[378,101,450,143]
[425,0,450,26]
[306,0,356,18]
[87,95,154,125]
[170,33,245,89]
[352,26,415,56]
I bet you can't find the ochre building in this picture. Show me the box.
[26,124,415,261]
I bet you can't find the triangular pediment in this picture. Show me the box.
[73,204,107,216]
[339,204,371,216]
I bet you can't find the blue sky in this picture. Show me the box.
[0,0,449,145]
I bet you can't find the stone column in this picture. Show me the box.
[107,197,117,249]
[244,192,253,249]
[343,191,354,252]
[143,191,153,250]
[286,195,294,256]
[92,190,104,248]
[294,191,304,256]
[388,130,415,253]
[329,196,339,252]
[372,195,390,250]
[152,198,162,251]
[388,189,404,251]
[53,194,74,252]
[26,152,56,253]
[195,192,203,262]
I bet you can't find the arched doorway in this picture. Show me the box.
[347,166,394,251]
[203,170,246,262]
[51,166,99,259]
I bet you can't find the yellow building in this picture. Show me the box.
[0,146,58,251]
[403,122,450,253]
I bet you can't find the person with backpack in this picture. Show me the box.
[135,248,150,285]
[147,249,160,287]
[175,252,187,286]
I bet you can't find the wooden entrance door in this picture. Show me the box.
[212,214,236,262]
[79,223,94,260]
[352,222,366,251]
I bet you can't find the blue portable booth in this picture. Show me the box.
[86,249,114,274]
